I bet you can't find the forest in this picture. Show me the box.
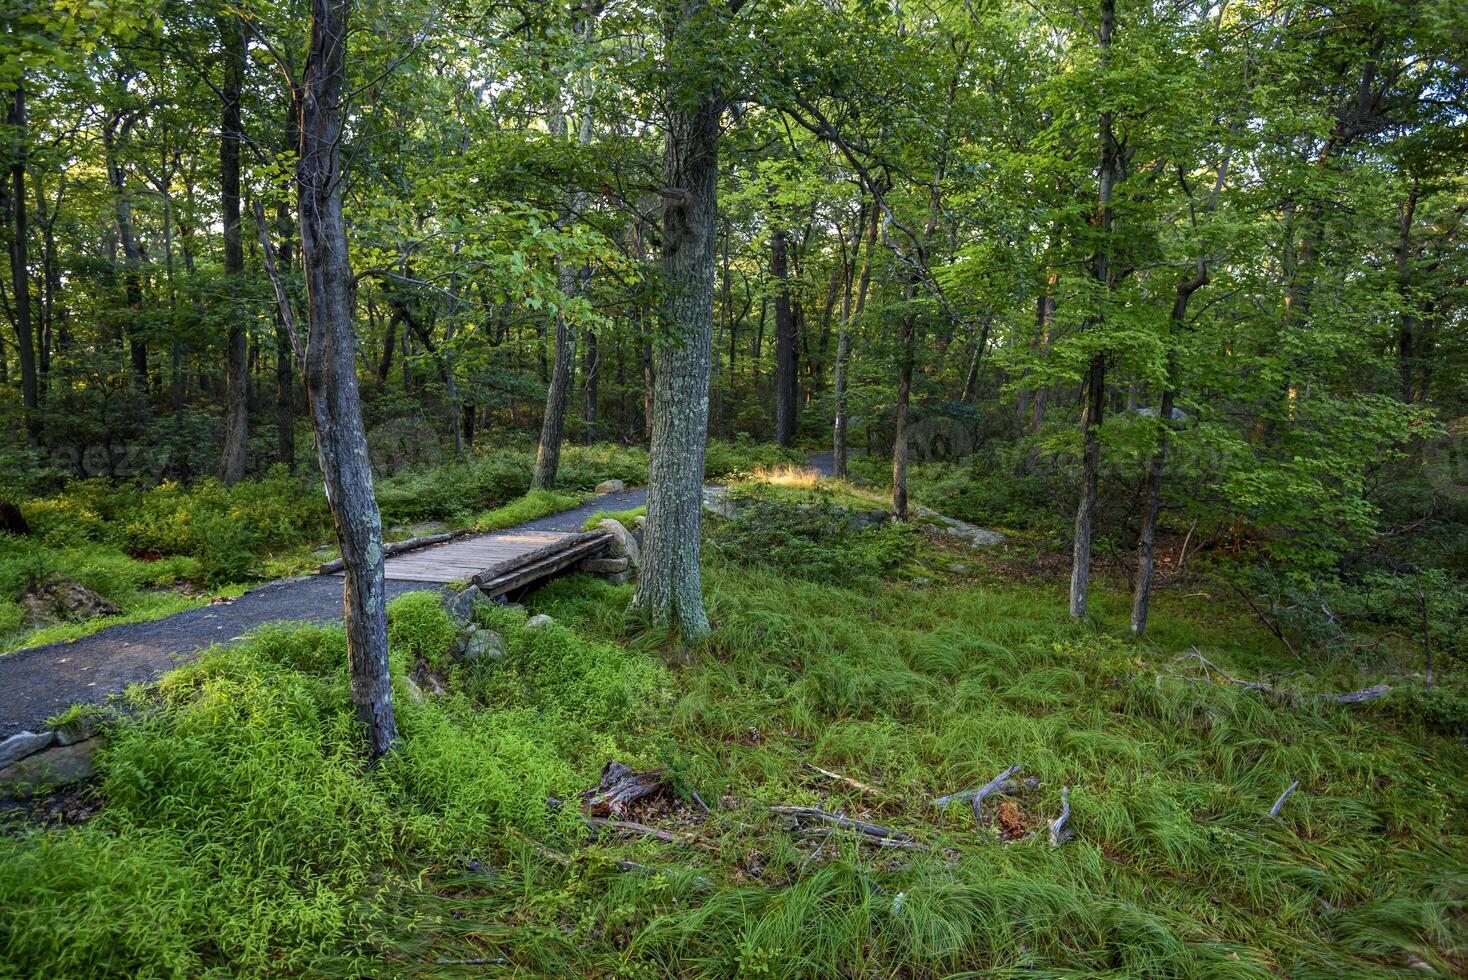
[1,0,1466,975]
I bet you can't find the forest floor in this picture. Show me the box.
[0,484,652,736]
[2,472,1460,977]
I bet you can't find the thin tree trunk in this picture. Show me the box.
[583,326,598,444]
[105,107,149,388]
[834,203,874,480]
[892,294,915,520]
[1069,0,1117,621]
[219,14,249,483]
[632,0,720,639]
[772,226,797,446]
[275,192,297,469]
[3,82,39,443]
[297,0,397,758]
[534,38,596,488]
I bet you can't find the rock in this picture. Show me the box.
[408,521,450,537]
[847,509,892,531]
[1133,404,1190,422]
[526,614,555,629]
[0,730,54,768]
[602,570,634,586]
[401,676,425,704]
[702,487,737,519]
[948,562,972,575]
[460,627,506,663]
[913,507,1006,547]
[18,576,123,628]
[443,586,493,626]
[577,557,629,574]
[54,716,100,747]
[596,519,641,568]
[0,738,103,795]
[595,479,626,493]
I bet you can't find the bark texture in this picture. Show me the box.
[297,0,397,757]
[772,226,797,446]
[1068,0,1116,621]
[3,82,39,443]
[632,6,720,639]
[219,14,249,484]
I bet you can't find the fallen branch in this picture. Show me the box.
[802,761,891,799]
[1326,684,1391,704]
[1221,579,1297,657]
[1170,650,1390,707]
[795,828,930,851]
[1048,787,1072,847]
[968,764,1023,827]
[770,805,925,849]
[584,816,690,844]
[934,768,1037,809]
[1269,780,1299,820]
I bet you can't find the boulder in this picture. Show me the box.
[460,627,506,663]
[913,507,1006,547]
[847,509,892,532]
[0,730,54,768]
[602,570,634,586]
[595,479,626,493]
[577,557,630,574]
[54,716,101,747]
[596,519,641,568]
[702,487,737,519]
[0,737,104,795]
[18,577,123,628]
[526,614,555,629]
[443,586,493,626]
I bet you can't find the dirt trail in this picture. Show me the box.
[0,488,649,736]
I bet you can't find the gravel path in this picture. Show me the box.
[0,489,651,737]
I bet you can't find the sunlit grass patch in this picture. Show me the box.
[471,489,587,532]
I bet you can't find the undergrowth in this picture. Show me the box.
[3,498,1464,976]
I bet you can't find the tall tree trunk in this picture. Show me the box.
[772,226,797,446]
[632,0,720,639]
[892,292,915,520]
[1069,0,1116,621]
[275,192,297,469]
[219,14,249,483]
[105,109,148,388]
[534,43,596,488]
[298,0,397,758]
[3,81,39,443]
[583,326,598,444]
[833,203,874,480]
[1130,369,1174,635]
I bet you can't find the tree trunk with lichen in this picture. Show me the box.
[632,7,718,640]
[297,0,397,757]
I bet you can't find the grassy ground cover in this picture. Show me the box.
[2,484,1462,976]
[0,441,800,655]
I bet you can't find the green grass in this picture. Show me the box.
[3,503,1463,976]
[582,505,646,531]
[471,489,587,532]
[1,586,249,655]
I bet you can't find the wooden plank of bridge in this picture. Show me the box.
[380,531,569,584]
[473,532,612,597]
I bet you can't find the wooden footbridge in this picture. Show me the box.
[319,529,616,597]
